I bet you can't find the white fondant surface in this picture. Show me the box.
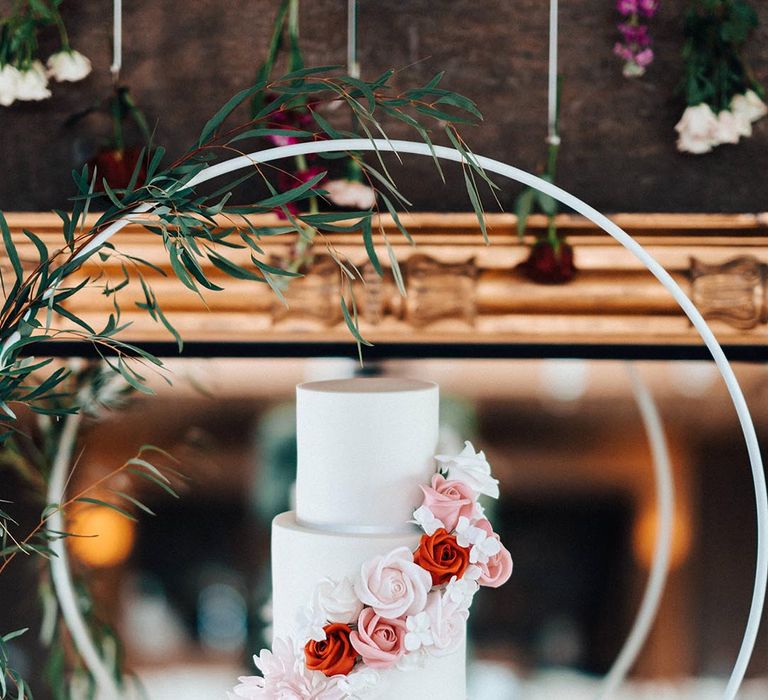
[295,378,439,528]
[272,512,466,699]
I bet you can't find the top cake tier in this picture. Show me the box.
[295,377,439,530]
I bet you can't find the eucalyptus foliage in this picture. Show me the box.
[0,68,490,697]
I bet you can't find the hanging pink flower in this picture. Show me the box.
[614,0,659,78]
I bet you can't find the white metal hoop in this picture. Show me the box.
[63,138,767,699]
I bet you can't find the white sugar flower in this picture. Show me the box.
[337,667,381,698]
[314,577,364,624]
[14,61,51,101]
[674,103,719,154]
[0,64,21,107]
[403,612,433,652]
[444,566,481,611]
[435,441,500,499]
[412,505,444,536]
[324,179,377,209]
[295,600,327,644]
[47,49,92,83]
[730,89,768,124]
[470,532,502,565]
[454,516,483,548]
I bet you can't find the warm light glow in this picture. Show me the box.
[632,502,692,570]
[68,503,136,568]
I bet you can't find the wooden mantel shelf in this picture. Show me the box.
[3,212,768,356]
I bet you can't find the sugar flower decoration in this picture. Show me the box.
[314,577,365,625]
[355,547,431,619]
[412,505,444,536]
[230,637,346,699]
[435,441,500,499]
[403,612,433,652]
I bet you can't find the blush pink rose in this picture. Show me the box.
[420,475,476,532]
[474,519,513,588]
[354,547,432,619]
[350,607,407,669]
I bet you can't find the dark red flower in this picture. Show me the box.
[88,146,147,192]
[520,240,576,284]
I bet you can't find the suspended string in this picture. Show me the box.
[347,0,359,78]
[110,0,122,81]
[547,0,560,145]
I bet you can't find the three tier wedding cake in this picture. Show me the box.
[231,378,512,699]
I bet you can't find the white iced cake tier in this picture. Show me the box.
[295,377,439,529]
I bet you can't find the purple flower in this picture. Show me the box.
[613,42,635,62]
[635,48,654,67]
[618,22,650,47]
[266,103,316,146]
[616,0,638,15]
[638,0,659,17]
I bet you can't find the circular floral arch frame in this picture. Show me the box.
[64,138,767,699]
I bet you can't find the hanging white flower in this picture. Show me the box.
[435,441,500,499]
[324,179,377,209]
[714,109,746,145]
[14,61,51,102]
[730,89,768,124]
[47,49,92,83]
[412,505,444,536]
[0,64,21,107]
[674,103,719,154]
[403,612,433,652]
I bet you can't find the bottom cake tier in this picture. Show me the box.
[272,511,467,699]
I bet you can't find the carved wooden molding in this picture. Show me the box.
[2,212,768,349]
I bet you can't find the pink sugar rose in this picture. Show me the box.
[420,474,476,533]
[354,546,432,619]
[350,607,407,669]
[474,519,513,588]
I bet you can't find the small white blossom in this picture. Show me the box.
[337,667,381,699]
[403,612,433,652]
[470,533,501,565]
[46,49,92,82]
[14,61,51,101]
[0,64,21,107]
[412,505,444,535]
[444,566,481,610]
[435,441,500,499]
[454,516,483,549]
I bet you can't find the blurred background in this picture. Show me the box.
[3,357,768,697]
